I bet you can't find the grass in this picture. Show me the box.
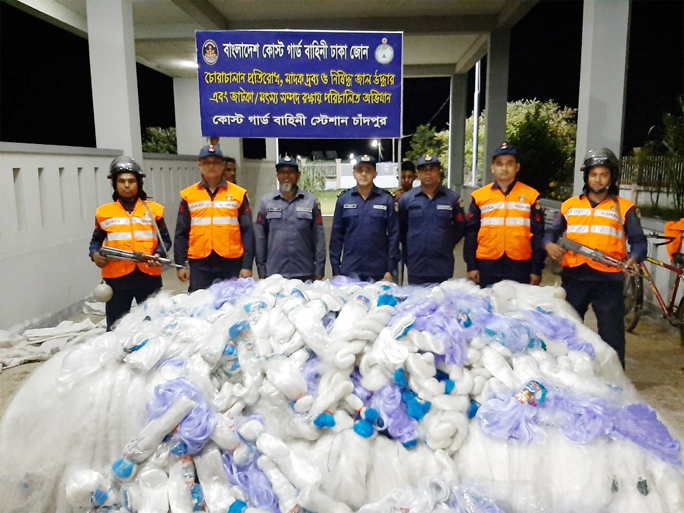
[313,189,344,215]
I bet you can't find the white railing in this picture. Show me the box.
[141,153,200,237]
[240,159,278,206]
[0,143,197,332]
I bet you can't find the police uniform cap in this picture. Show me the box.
[493,142,517,158]
[417,154,440,168]
[355,154,377,167]
[199,145,223,159]
[276,156,299,171]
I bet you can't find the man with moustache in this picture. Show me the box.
[398,154,466,285]
[330,154,400,282]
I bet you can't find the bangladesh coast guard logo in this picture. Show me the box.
[375,38,394,65]
[202,40,219,65]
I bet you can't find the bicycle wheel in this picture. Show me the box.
[676,295,684,346]
[623,274,643,332]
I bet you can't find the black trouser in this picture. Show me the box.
[478,273,530,288]
[408,275,452,286]
[562,277,626,368]
[105,273,162,331]
[189,258,242,292]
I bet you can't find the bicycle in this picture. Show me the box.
[623,231,684,345]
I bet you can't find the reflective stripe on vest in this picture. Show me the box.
[561,196,633,273]
[472,181,539,261]
[95,200,165,278]
[181,181,247,259]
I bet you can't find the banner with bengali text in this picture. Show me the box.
[196,30,403,138]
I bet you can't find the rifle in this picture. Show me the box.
[556,237,645,279]
[99,246,187,269]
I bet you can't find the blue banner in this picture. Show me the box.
[196,30,403,139]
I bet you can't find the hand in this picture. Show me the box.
[394,189,403,200]
[624,257,638,271]
[177,268,190,282]
[545,242,566,261]
[467,270,480,283]
[146,255,163,268]
[239,269,253,278]
[530,274,542,286]
[383,271,395,282]
[314,275,324,281]
[92,251,111,269]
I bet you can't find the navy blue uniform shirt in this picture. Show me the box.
[174,177,254,270]
[329,186,400,280]
[543,195,647,281]
[463,180,546,278]
[398,186,466,279]
[255,189,326,279]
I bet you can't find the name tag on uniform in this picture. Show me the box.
[373,204,387,211]
[268,207,282,212]
[344,204,357,209]
[296,207,313,213]
[436,204,453,211]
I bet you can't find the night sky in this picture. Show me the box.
[1,0,682,157]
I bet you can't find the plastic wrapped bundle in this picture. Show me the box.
[0,277,682,513]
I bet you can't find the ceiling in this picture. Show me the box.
[10,0,537,78]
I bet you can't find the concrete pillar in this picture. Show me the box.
[574,0,631,195]
[86,0,143,163]
[448,74,468,192]
[335,158,342,189]
[483,29,510,185]
[173,78,204,155]
[266,138,278,162]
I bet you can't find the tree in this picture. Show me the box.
[406,124,446,164]
[142,127,177,154]
[644,96,684,157]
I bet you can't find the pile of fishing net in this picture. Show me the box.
[0,276,682,513]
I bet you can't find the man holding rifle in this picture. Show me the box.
[543,148,647,368]
[89,156,172,330]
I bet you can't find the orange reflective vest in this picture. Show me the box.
[561,196,634,273]
[96,200,165,279]
[471,181,540,261]
[664,219,684,262]
[181,181,247,260]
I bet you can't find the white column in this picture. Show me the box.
[448,74,468,192]
[173,77,243,166]
[574,0,631,195]
[86,0,143,163]
[220,138,242,166]
[173,77,204,155]
[483,29,510,185]
[266,138,279,162]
